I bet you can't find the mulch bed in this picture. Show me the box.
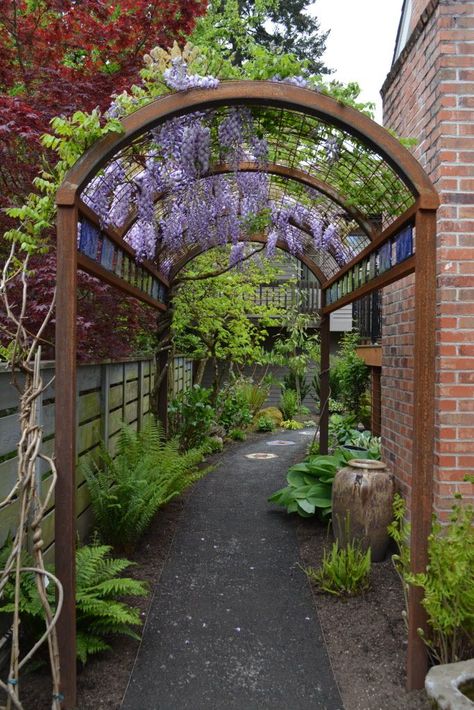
[4,456,431,710]
[0,495,189,710]
[297,518,431,710]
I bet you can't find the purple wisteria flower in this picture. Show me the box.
[163,57,219,92]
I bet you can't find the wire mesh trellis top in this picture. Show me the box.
[79,87,416,282]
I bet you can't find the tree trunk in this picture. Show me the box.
[195,358,208,386]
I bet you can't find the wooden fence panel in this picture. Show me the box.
[0,357,156,554]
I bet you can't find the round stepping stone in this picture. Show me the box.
[266,440,296,446]
[245,452,278,459]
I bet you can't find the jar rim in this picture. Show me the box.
[348,458,386,470]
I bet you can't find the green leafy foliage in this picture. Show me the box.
[268,448,355,518]
[344,430,382,459]
[328,415,381,459]
[229,428,247,441]
[0,544,148,664]
[172,248,286,393]
[283,371,310,403]
[256,415,275,432]
[269,308,320,406]
[5,111,123,254]
[329,413,357,446]
[216,381,253,433]
[237,379,270,417]
[281,419,303,430]
[388,494,474,664]
[200,436,224,454]
[330,332,370,420]
[168,385,215,450]
[193,0,330,74]
[305,538,371,597]
[83,421,203,548]
[279,388,299,420]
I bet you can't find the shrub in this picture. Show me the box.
[389,492,474,665]
[216,383,252,433]
[168,384,215,450]
[0,543,148,664]
[331,332,370,419]
[305,538,371,596]
[257,415,275,432]
[83,422,202,549]
[279,388,299,420]
[268,448,356,518]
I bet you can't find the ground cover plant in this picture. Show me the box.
[389,492,474,665]
[0,543,148,664]
[83,421,203,549]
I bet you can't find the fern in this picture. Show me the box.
[83,421,204,548]
[0,543,148,664]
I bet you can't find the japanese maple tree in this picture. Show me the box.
[0,0,206,232]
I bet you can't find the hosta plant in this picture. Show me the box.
[0,544,148,664]
[268,447,357,518]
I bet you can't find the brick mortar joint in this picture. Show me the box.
[381,0,440,97]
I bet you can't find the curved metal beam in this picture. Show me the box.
[114,162,377,243]
[168,236,326,285]
[57,80,439,211]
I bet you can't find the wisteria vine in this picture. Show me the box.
[82,59,355,273]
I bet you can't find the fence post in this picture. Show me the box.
[100,363,110,446]
[137,360,144,432]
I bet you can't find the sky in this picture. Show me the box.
[307,0,405,123]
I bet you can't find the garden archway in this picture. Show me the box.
[56,80,438,706]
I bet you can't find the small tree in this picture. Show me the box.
[332,332,370,420]
[172,246,286,399]
[269,297,320,405]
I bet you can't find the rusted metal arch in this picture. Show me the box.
[168,235,326,284]
[57,80,438,209]
[114,162,377,247]
[55,80,439,707]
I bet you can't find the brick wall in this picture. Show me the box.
[381,0,474,518]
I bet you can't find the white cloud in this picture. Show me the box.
[307,0,404,123]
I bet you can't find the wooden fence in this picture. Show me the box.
[0,357,155,560]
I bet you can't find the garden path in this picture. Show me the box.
[121,430,343,710]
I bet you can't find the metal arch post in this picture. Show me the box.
[55,204,78,708]
[319,291,330,455]
[407,207,437,690]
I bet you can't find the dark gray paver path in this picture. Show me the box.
[122,430,343,710]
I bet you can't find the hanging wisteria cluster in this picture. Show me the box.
[82,60,354,274]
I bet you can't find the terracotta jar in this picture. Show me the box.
[331,459,395,562]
